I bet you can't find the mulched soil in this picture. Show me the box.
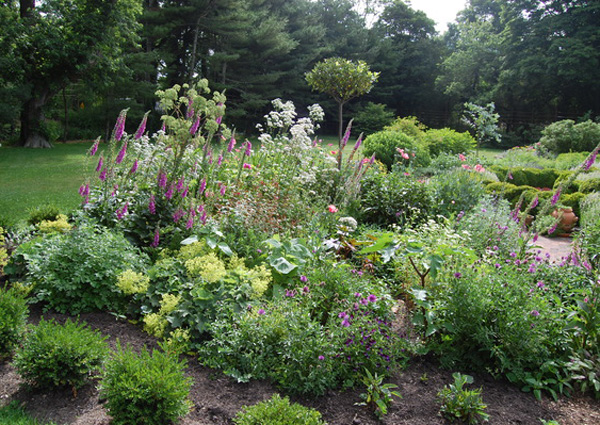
[1,302,599,425]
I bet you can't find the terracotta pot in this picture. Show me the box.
[551,207,578,233]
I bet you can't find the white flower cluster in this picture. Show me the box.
[263,98,297,130]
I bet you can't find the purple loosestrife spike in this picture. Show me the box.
[89,139,100,156]
[215,116,222,125]
[227,137,236,153]
[79,184,85,196]
[177,177,185,193]
[130,159,138,174]
[113,110,128,142]
[165,185,174,200]
[220,184,226,196]
[531,196,539,208]
[190,114,201,136]
[244,140,252,157]
[200,211,207,224]
[161,121,166,132]
[115,142,127,164]
[584,148,599,171]
[341,122,352,149]
[158,172,167,188]
[134,112,149,140]
[353,135,362,151]
[186,216,194,230]
[181,186,189,198]
[149,195,156,214]
[116,202,129,220]
[99,168,107,181]
[96,156,104,172]
[369,154,375,164]
[173,209,185,223]
[151,229,160,248]
[217,154,223,166]
[551,189,561,206]
[198,179,207,196]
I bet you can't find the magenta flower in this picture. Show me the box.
[584,148,598,171]
[258,308,265,315]
[318,355,325,361]
[532,233,539,243]
[96,156,104,172]
[165,185,174,200]
[244,140,252,156]
[200,211,207,224]
[368,294,377,303]
[217,154,223,166]
[369,154,376,164]
[551,189,561,206]
[161,121,166,132]
[158,172,167,188]
[186,216,194,230]
[227,137,236,153]
[215,116,222,125]
[172,208,185,223]
[190,115,201,136]
[531,196,539,208]
[530,310,540,317]
[243,163,252,169]
[353,135,362,151]
[454,272,462,278]
[341,319,350,327]
[177,177,185,193]
[148,195,156,214]
[220,184,226,196]
[285,289,296,297]
[129,159,138,174]
[135,112,149,140]
[302,286,310,294]
[300,275,308,283]
[338,311,348,319]
[341,122,352,149]
[115,142,127,164]
[198,179,207,196]
[151,229,160,248]
[181,186,188,198]
[89,139,100,156]
[99,168,107,181]
[113,110,127,142]
[116,202,129,220]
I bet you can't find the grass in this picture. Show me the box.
[0,402,56,425]
[0,142,97,226]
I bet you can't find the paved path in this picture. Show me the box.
[529,235,573,263]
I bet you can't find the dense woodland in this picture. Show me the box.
[1,0,599,147]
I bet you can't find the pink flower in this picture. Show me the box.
[116,202,129,220]
[165,185,174,200]
[458,153,466,161]
[220,184,226,196]
[474,164,485,172]
[115,142,127,164]
[227,137,236,153]
[181,186,189,198]
[462,164,471,170]
[244,140,252,156]
[99,168,107,181]
[353,136,362,151]
[89,139,100,156]
[186,97,194,119]
[158,172,167,188]
[198,179,207,196]
[129,160,138,174]
[327,205,338,213]
[177,177,185,192]
[258,308,265,315]
[551,189,561,206]
[172,208,185,223]
[148,195,156,214]
[113,110,127,142]
[217,154,223,166]
[584,148,598,171]
[243,163,252,169]
[215,116,222,125]
[151,229,160,248]
[190,115,201,135]
[135,112,149,140]
[96,156,104,172]
[186,216,194,230]
[402,152,409,160]
[330,150,337,155]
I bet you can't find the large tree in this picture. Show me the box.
[1,0,142,147]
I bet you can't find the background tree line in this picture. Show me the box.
[1,0,598,147]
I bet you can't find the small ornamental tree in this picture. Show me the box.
[306,57,379,146]
[461,102,501,153]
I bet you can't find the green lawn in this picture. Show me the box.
[0,142,97,226]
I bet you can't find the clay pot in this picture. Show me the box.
[551,207,578,233]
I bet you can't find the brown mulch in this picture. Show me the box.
[1,305,599,425]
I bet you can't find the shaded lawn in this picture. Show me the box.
[0,142,97,226]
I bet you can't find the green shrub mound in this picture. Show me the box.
[422,128,476,157]
[430,169,486,218]
[539,119,600,154]
[0,286,28,359]
[363,130,430,170]
[359,171,432,226]
[233,394,325,425]
[14,318,108,391]
[12,225,149,314]
[490,166,560,188]
[100,343,192,425]
[353,102,395,136]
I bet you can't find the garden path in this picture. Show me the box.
[531,235,573,263]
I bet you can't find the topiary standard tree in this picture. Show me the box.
[306,57,379,147]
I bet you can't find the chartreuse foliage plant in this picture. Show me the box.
[0,286,28,359]
[14,319,108,393]
[100,342,192,425]
[437,373,489,424]
[233,393,325,425]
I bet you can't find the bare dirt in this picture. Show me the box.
[1,303,599,425]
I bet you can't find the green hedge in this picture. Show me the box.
[490,166,560,188]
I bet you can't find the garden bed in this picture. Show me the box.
[1,305,599,425]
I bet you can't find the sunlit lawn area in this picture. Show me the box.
[0,142,97,226]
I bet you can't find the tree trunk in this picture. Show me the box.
[18,88,53,148]
[338,100,344,148]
